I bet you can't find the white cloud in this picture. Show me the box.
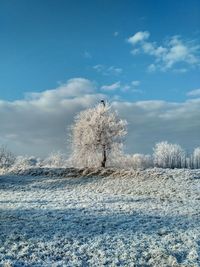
[162,36,199,69]
[113,98,200,153]
[101,81,141,92]
[113,31,119,37]
[131,80,140,87]
[0,78,105,157]
[127,31,150,45]
[147,64,156,72]
[131,48,140,55]
[93,64,122,76]
[127,32,200,72]
[26,78,95,100]
[121,85,131,91]
[101,82,121,91]
[93,64,104,72]
[173,68,188,73]
[107,66,122,75]
[83,51,92,59]
[187,88,200,97]
[1,78,200,157]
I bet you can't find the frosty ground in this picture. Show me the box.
[0,168,200,267]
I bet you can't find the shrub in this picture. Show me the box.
[11,156,41,171]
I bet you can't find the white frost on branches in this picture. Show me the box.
[0,145,15,169]
[113,153,153,169]
[153,141,186,168]
[10,156,41,171]
[193,147,200,169]
[69,102,127,168]
[43,151,67,168]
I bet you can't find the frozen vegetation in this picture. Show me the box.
[1,167,200,266]
[1,103,200,266]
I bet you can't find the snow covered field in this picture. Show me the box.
[0,168,200,266]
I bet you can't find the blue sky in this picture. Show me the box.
[0,0,200,156]
[0,0,199,102]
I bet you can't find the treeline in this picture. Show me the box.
[1,141,200,171]
[117,141,200,169]
[0,147,67,171]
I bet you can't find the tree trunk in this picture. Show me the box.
[101,144,106,168]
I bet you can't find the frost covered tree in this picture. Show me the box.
[0,145,15,169]
[153,141,186,169]
[193,147,200,169]
[69,101,127,168]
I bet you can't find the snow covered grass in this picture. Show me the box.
[0,168,200,266]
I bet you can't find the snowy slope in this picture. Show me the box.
[0,168,200,266]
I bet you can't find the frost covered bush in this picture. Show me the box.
[11,156,41,171]
[0,145,15,169]
[43,151,67,168]
[153,141,186,168]
[69,101,127,168]
[114,153,153,169]
[131,154,153,169]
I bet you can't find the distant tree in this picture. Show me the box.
[0,145,15,169]
[153,141,186,168]
[43,151,66,168]
[130,154,153,169]
[115,153,153,169]
[69,101,127,168]
[193,147,200,169]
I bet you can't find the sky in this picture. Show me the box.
[0,0,200,157]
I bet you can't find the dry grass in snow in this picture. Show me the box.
[0,168,200,266]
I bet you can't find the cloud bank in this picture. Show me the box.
[0,78,104,157]
[1,78,200,157]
